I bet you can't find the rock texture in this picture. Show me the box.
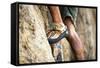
[19,5,54,64]
[76,8,96,60]
[19,5,96,64]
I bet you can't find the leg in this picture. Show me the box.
[59,7,85,60]
[48,6,63,23]
[48,6,65,61]
[64,17,85,60]
[48,6,66,33]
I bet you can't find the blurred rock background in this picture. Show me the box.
[76,8,96,60]
[19,5,96,64]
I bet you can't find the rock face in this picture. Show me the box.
[19,4,96,64]
[76,8,96,60]
[19,5,54,64]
